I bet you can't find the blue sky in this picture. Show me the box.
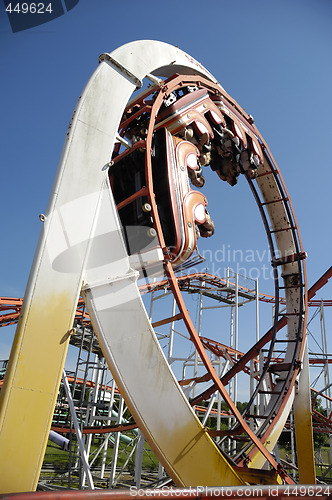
[1,0,331,382]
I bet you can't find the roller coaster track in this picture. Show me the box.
[0,41,324,492]
[2,268,330,328]
[189,266,332,402]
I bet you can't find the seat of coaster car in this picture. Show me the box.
[109,82,262,267]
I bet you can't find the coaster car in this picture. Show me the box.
[156,85,263,186]
[109,127,214,267]
[152,128,214,266]
[110,80,263,268]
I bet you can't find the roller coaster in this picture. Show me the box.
[0,40,331,495]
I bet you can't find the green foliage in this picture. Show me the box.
[312,396,329,448]
[236,401,249,414]
[43,435,159,472]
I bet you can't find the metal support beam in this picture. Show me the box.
[109,395,125,488]
[135,431,145,488]
[62,369,94,490]
[293,340,316,484]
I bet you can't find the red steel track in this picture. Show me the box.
[1,267,330,328]
[1,67,331,486]
[111,72,309,480]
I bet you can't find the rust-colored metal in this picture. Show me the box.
[152,313,183,328]
[0,297,90,328]
[137,74,294,479]
[2,73,329,486]
[164,259,292,482]
[1,269,329,330]
[191,264,331,405]
[138,272,331,307]
[116,187,149,211]
[51,422,137,435]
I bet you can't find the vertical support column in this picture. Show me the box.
[249,359,255,431]
[255,279,260,427]
[228,304,234,453]
[63,370,94,490]
[259,354,265,416]
[233,273,239,453]
[255,278,260,345]
[71,327,86,400]
[101,381,116,479]
[108,395,124,488]
[82,354,102,488]
[293,339,316,484]
[234,273,239,406]
[158,462,165,480]
[290,411,296,481]
[320,301,332,464]
[79,330,94,407]
[250,279,259,431]
[193,284,204,398]
[135,431,145,488]
[168,296,176,361]
[148,290,154,321]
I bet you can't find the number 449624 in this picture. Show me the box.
[5,3,53,14]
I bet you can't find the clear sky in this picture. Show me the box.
[0,0,331,386]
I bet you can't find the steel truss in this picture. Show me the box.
[0,268,331,489]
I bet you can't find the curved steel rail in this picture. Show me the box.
[0,41,315,492]
[112,70,308,475]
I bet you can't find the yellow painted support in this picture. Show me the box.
[293,340,316,484]
[0,292,76,492]
[0,52,126,492]
[82,186,246,488]
[0,40,309,492]
[233,466,282,485]
[0,41,241,492]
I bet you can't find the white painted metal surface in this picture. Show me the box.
[82,177,243,486]
[0,39,311,491]
[0,41,242,492]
